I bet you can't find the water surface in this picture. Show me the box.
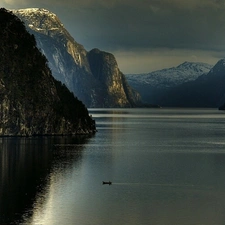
[1,108,225,224]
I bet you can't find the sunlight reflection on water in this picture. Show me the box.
[2,108,225,225]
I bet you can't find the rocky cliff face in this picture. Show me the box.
[87,49,140,107]
[0,8,95,136]
[13,8,141,108]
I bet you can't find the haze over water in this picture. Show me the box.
[1,108,225,224]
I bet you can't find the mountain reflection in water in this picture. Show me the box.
[0,136,90,224]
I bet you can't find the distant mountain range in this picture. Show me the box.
[160,59,225,107]
[125,62,213,105]
[13,8,142,108]
[126,60,225,108]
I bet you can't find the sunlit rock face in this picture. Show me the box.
[13,8,141,107]
[0,8,95,136]
[88,49,141,107]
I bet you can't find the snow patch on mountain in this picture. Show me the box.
[15,8,58,20]
[13,8,64,33]
[126,61,213,88]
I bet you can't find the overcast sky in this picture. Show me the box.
[2,0,225,73]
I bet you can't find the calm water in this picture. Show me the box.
[1,108,225,224]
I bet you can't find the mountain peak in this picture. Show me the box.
[13,8,64,33]
[216,58,225,66]
[177,61,211,68]
[13,8,58,21]
[180,61,191,65]
[14,8,56,16]
[208,58,225,76]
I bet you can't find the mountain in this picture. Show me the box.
[160,59,225,107]
[125,62,212,105]
[13,8,142,108]
[0,8,96,136]
[87,48,141,107]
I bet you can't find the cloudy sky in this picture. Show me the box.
[2,0,225,73]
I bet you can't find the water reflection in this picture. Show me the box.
[2,109,225,225]
[0,136,91,224]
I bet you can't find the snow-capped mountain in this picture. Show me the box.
[13,8,141,108]
[126,61,212,88]
[160,59,225,107]
[125,62,213,104]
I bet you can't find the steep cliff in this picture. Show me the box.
[87,49,140,107]
[13,8,141,107]
[0,8,95,136]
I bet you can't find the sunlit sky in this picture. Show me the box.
[2,0,225,73]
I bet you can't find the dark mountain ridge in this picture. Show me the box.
[0,8,95,136]
[125,61,212,105]
[159,59,225,107]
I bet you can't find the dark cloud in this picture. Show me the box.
[38,0,225,53]
[2,0,225,72]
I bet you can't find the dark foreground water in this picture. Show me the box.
[1,108,225,225]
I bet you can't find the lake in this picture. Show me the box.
[1,108,225,225]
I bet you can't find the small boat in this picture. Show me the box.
[102,181,112,185]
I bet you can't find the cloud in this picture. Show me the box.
[69,0,225,11]
[2,0,32,6]
[67,0,225,54]
[3,0,13,4]
[114,48,221,73]
[4,0,225,10]
[2,0,225,72]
